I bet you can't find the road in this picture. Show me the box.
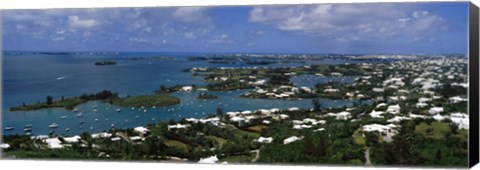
[250,149,260,162]
[365,147,372,166]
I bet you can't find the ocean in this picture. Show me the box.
[2,52,368,136]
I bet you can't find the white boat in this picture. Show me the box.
[48,123,58,128]
[93,109,98,112]
[4,126,14,130]
[65,128,70,132]
[60,116,67,119]
[76,113,83,117]
[116,108,121,112]
[72,108,78,112]
[24,128,32,132]
[25,124,33,128]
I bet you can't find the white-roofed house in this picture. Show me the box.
[369,110,385,118]
[416,102,428,108]
[376,103,387,108]
[63,135,81,143]
[387,116,410,123]
[167,124,190,131]
[283,136,303,145]
[449,96,468,104]
[181,86,194,91]
[134,126,149,135]
[386,104,401,114]
[450,113,469,130]
[256,137,273,143]
[362,124,397,142]
[91,132,112,139]
[428,107,444,115]
[198,155,219,164]
[329,111,351,120]
[44,138,64,149]
[0,143,11,149]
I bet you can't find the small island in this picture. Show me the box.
[94,60,117,66]
[10,90,180,111]
[197,93,218,100]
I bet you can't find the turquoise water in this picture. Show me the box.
[2,52,367,136]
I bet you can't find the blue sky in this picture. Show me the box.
[1,2,468,54]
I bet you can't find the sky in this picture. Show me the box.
[1,2,469,54]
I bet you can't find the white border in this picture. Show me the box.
[0,0,478,170]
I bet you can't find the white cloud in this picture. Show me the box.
[206,33,234,44]
[184,32,197,39]
[173,7,211,23]
[68,15,98,28]
[248,4,447,42]
[129,37,149,43]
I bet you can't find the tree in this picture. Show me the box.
[449,122,459,134]
[312,98,322,112]
[365,132,379,147]
[46,95,53,105]
[435,149,442,162]
[216,107,224,117]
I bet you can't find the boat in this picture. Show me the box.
[60,116,68,119]
[76,113,83,117]
[93,109,98,112]
[111,124,115,127]
[4,126,14,130]
[25,124,33,128]
[48,123,58,128]
[24,128,32,132]
[25,132,31,136]
[65,128,70,132]
[72,108,78,112]
[116,108,121,112]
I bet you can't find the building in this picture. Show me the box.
[283,136,303,145]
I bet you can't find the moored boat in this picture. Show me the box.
[48,123,58,128]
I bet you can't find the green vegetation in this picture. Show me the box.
[197,93,218,100]
[112,93,180,107]
[94,60,116,66]
[415,122,451,140]
[370,121,467,167]
[10,90,180,111]
[10,98,86,111]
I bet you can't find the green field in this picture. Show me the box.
[206,136,227,146]
[246,125,267,133]
[164,139,189,151]
[415,122,451,139]
[224,124,261,138]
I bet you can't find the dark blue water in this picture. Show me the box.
[290,74,358,88]
[2,52,367,136]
